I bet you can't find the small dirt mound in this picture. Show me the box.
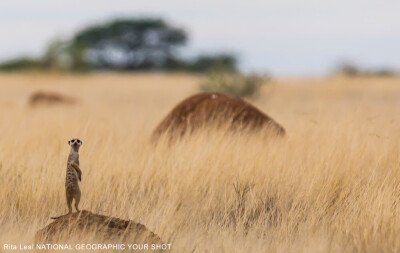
[152,92,285,141]
[29,91,76,107]
[35,210,162,244]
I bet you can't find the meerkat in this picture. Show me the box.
[65,138,83,214]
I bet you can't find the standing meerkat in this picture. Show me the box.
[65,138,83,214]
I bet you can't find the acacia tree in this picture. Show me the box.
[70,19,187,70]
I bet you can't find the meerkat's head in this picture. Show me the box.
[68,138,82,151]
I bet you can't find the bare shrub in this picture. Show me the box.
[200,71,265,98]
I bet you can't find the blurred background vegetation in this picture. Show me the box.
[0,17,271,98]
[333,61,396,78]
[0,18,237,74]
[1,16,395,99]
[200,71,265,98]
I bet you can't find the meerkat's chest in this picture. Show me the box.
[68,152,79,164]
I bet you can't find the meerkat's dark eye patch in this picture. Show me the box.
[78,140,82,144]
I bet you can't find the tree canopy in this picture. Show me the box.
[71,19,187,70]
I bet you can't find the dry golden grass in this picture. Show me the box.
[1,73,400,252]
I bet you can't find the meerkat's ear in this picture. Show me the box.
[68,140,71,145]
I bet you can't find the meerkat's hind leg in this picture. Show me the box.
[66,192,73,214]
[74,190,81,212]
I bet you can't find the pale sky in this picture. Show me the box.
[1,0,399,76]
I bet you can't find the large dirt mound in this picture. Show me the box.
[152,92,285,141]
[29,91,76,107]
[35,210,162,244]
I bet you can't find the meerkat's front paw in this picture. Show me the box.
[71,162,82,181]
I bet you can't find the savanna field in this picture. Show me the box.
[1,73,400,252]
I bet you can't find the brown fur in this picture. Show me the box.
[29,91,76,106]
[71,162,82,181]
[36,210,163,244]
[152,92,285,141]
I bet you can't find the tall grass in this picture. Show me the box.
[0,73,400,252]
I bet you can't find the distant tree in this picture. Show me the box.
[70,18,187,70]
[373,69,396,77]
[335,62,360,77]
[334,62,397,77]
[163,57,188,71]
[43,39,72,70]
[189,54,237,73]
[0,57,43,71]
